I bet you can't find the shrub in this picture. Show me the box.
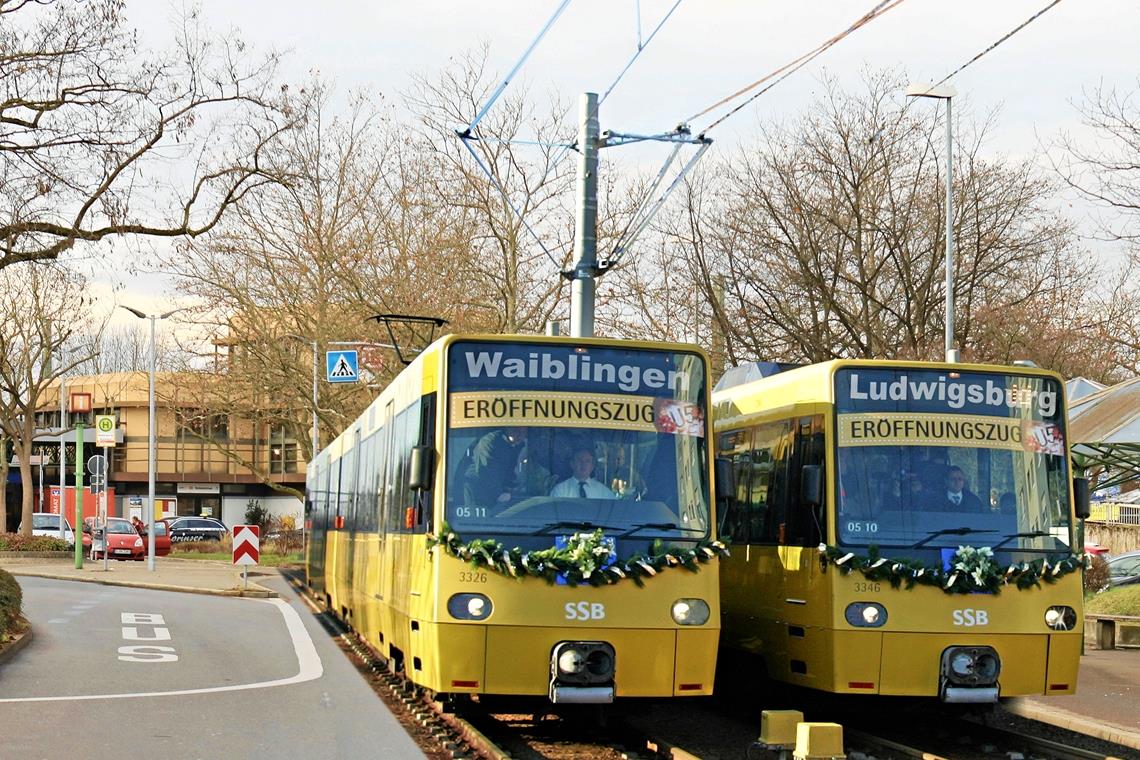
[0,533,71,552]
[266,515,303,554]
[0,568,22,639]
[244,499,271,533]
[1085,554,1110,594]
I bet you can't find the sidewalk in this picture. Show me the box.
[0,555,278,598]
[1005,648,1140,751]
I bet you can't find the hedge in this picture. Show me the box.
[0,533,71,552]
[0,568,21,641]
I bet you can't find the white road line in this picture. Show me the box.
[47,619,68,624]
[0,598,323,703]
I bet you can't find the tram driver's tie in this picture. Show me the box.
[579,481,588,498]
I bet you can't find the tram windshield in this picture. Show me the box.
[444,341,710,542]
[832,368,1073,555]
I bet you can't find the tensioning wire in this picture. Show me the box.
[933,0,1064,88]
[464,0,573,136]
[688,0,906,135]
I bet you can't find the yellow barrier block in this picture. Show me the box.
[793,722,845,760]
[759,710,804,748]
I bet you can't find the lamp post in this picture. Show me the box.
[906,81,959,363]
[284,335,319,461]
[120,305,184,571]
[285,334,318,559]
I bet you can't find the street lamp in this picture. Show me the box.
[906,81,959,363]
[120,305,184,571]
[285,334,318,561]
[284,335,319,461]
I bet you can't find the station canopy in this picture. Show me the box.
[1068,376,1140,491]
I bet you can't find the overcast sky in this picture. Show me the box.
[102,0,1139,327]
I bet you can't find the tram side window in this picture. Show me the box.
[783,415,825,547]
[356,434,377,532]
[375,421,390,533]
[416,394,437,533]
[386,402,423,534]
[328,458,342,529]
[754,421,790,544]
[342,439,358,531]
[718,429,753,545]
[386,410,410,534]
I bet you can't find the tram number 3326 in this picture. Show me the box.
[952,608,990,627]
[565,602,606,621]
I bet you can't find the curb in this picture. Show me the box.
[0,621,33,668]
[3,569,277,599]
[1004,700,1140,752]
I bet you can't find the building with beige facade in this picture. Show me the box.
[28,371,306,528]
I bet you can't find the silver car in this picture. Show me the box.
[1106,550,1140,588]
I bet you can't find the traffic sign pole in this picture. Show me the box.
[75,422,84,569]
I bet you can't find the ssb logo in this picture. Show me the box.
[565,601,606,621]
[952,608,989,627]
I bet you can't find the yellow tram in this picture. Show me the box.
[712,359,1089,703]
[306,334,723,703]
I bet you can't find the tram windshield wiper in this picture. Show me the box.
[911,527,996,548]
[618,522,705,538]
[531,521,619,536]
[991,530,1054,550]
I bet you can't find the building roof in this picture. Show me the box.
[1069,376,1140,491]
[1066,376,1106,403]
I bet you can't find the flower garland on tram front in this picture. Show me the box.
[428,523,730,587]
[819,543,1085,595]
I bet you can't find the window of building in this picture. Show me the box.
[178,410,229,440]
[270,442,299,474]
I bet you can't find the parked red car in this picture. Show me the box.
[82,517,145,560]
[140,519,172,557]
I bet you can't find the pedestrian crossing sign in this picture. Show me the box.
[326,350,359,383]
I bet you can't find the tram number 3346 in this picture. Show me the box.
[565,602,606,621]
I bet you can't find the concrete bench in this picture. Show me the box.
[1085,614,1140,650]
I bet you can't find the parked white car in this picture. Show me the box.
[20,512,75,546]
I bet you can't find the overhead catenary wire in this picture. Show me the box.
[458,138,563,268]
[463,0,573,136]
[457,0,689,273]
[933,0,1064,88]
[607,139,712,268]
[688,0,906,135]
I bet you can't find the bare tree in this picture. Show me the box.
[406,49,577,334]
[670,71,1106,375]
[0,0,297,268]
[164,82,420,490]
[0,263,94,534]
[1053,81,1140,373]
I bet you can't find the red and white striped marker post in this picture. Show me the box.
[232,525,260,590]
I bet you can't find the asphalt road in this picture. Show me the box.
[0,576,422,759]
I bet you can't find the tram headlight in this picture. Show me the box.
[1044,605,1077,631]
[558,648,586,675]
[950,652,975,677]
[671,598,710,625]
[446,593,492,621]
[844,602,887,628]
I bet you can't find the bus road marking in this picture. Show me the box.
[0,598,322,703]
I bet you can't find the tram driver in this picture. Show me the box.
[549,447,617,499]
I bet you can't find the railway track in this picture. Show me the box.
[285,569,1139,759]
[844,713,1138,760]
[285,568,685,759]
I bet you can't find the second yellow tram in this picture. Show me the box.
[713,359,1089,702]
